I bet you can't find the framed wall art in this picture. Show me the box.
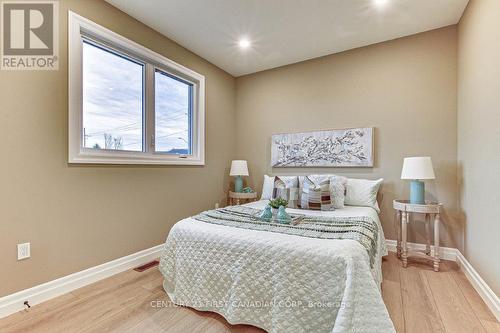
[271,127,374,167]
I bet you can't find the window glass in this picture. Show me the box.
[82,40,144,151]
[154,70,192,154]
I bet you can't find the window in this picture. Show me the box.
[69,12,205,165]
[154,70,192,154]
[82,40,144,152]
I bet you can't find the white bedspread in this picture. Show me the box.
[159,201,395,333]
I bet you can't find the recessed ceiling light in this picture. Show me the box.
[374,0,388,7]
[238,38,251,49]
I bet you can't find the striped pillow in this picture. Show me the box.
[298,177,333,211]
[272,176,299,208]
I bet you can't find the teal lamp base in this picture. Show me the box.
[234,175,243,193]
[410,180,425,204]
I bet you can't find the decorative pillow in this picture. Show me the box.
[261,175,275,200]
[298,174,331,188]
[272,176,299,208]
[303,174,330,183]
[344,178,383,212]
[329,175,348,209]
[298,174,346,209]
[298,176,333,211]
[261,175,298,200]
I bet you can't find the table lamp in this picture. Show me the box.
[230,160,249,193]
[401,156,435,204]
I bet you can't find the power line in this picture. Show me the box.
[155,129,188,140]
[85,121,141,136]
[121,129,188,147]
[85,110,189,137]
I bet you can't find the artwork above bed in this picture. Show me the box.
[271,127,374,167]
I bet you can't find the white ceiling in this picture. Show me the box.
[106,0,469,77]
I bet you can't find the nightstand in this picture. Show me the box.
[393,200,442,271]
[228,191,257,206]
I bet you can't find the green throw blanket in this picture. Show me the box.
[193,206,379,267]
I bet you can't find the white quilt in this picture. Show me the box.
[159,201,395,333]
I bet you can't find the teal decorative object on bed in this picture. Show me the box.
[277,206,291,224]
[259,205,273,222]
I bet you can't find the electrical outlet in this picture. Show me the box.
[17,243,30,260]
[215,202,220,209]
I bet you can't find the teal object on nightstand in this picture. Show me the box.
[243,187,253,193]
[230,160,249,193]
[235,176,243,193]
[410,180,425,204]
[401,157,435,205]
[277,206,291,224]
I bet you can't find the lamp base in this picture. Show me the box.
[234,176,243,193]
[410,180,425,204]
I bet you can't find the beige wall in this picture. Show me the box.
[0,0,236,296]
[4,0,495,299]
[235,26,460,248]
[458,0,500,294]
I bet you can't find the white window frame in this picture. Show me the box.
[68,11,205,165]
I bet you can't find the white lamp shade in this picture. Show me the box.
[401,157,435,180]
[230,160,249,176]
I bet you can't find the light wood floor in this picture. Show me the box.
[1,253,498,333]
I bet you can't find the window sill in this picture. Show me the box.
[68,151,205,166]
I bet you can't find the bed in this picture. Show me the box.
[159,200,395,333]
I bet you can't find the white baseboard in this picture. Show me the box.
[455,251,500,321]
[0,244,163,319]
[386,239,499,321]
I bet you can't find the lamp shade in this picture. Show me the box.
[401,157,435,180]
[230,160,249,176]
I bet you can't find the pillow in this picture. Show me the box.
[261,175,298,200]
[298,174,332,188]
[272,176,299,208]
[299,174,347,209]
[298,176,333,211]
[344,178,383,212]
[329,175,348,209]
[261,175,275,200]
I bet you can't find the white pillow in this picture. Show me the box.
[261,175,275,200]
[344,178,383,212]
[329,175,348,209]
[261,175,299,200]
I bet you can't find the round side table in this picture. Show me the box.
[393,200,442,272]
[228,191,257,206]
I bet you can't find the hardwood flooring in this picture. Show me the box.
[0,252,498,333]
